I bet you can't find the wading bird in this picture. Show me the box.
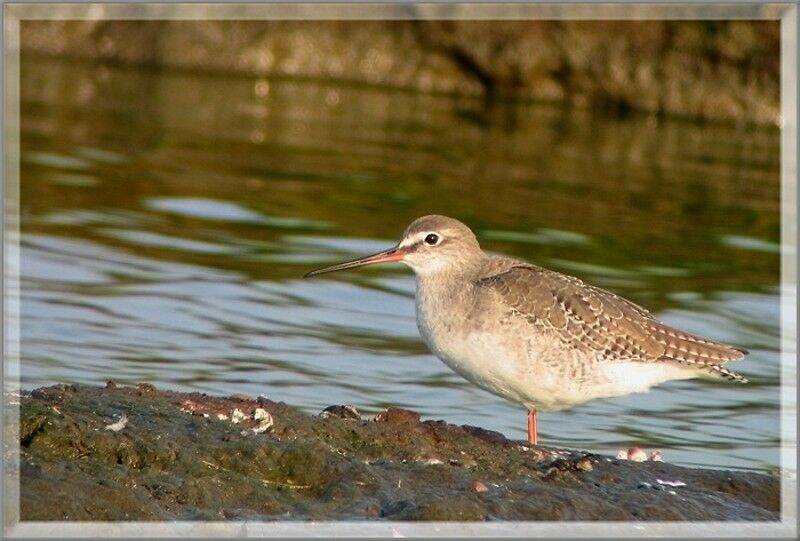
[305,215,748,444]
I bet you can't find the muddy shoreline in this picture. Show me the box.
[14,383,779,521]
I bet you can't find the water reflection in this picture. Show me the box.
[19,57,781,470]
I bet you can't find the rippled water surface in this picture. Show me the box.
[18,57,782,471]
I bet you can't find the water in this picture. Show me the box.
[18,57,781,471]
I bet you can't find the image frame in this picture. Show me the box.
[2,2,797,537]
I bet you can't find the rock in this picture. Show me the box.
[103,414,128,432]
[178,399,205,414]
[627,447,648,462]
[461,425,512,447]
[320,405,361,420]
[373,407,420,424]
[656,479,687,488]
[417,457,444,466]
[251,409,274,434]
[617,447,663,462]
[17,383,780,521]
[136,383,157,395]
[471,480,489,493]
[253,408,270,421]
[230,408,247,424]
[30,384,75,401]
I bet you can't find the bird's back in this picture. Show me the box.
[473,258,748,382]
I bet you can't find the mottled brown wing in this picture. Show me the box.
[476,265,747,381]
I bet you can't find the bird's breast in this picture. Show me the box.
[415,280,552,407]
[414,278,473,347]
[413,277,621,410]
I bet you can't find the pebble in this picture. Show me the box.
[373,407,420,424]
[575,458,593,472]
[104,414,128,432]
[179,399,203,413]
[449,457,478,468]
[230,408,247,424]
[638,479,686,491]
[616,447,664,462]
[531,449,548,461]
[136,383,157,395]
[320,405,361,420]
[656,479,686,487]
[471,480,489,493]
[251,410,274,434]
[627,447,648,462]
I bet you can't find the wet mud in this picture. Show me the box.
[14,383,780,521]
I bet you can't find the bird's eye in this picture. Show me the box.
[424,233,440,246]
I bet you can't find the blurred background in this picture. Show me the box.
[19,17,780,471]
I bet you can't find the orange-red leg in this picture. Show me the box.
[527,409,538,445]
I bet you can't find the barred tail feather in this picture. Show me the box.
[667,358,749,383]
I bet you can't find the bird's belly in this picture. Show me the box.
[419,323,698,411]
[419,324,585,411]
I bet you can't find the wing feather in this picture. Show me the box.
[476,264,748,382]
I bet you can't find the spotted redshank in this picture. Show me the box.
[304,215,748,445]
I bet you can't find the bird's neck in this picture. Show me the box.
[414,258,484,299]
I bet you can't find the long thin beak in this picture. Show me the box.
[304,246,407,278]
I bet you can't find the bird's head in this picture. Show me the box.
[304,215,482,278]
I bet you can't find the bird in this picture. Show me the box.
[304,215,748,445]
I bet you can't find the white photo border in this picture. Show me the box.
[3,2,796,538]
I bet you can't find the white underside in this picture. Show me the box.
[421,328,700,412]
